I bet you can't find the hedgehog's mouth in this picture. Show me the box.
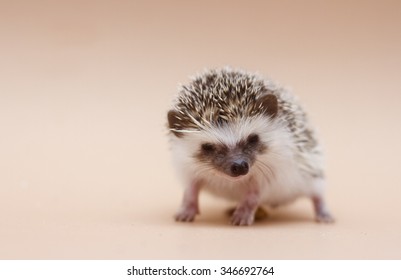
[213,170,250,182]
[226,174,247,181]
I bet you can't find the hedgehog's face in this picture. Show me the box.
[168,93,278,179]
[195,133,267,178]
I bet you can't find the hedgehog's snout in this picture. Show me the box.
[230,159,249,177]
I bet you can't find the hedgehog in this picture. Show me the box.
[167,68,334,226]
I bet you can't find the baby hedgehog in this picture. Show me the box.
[167,68,334,226]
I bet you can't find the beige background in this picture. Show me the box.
[1,0,401,259]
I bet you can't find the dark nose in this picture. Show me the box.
[230,160,249,177]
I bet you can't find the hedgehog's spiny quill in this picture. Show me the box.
[172,70,272,131]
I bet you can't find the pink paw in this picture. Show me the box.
[175,206,198,222]
[315,212,335,223]
[231,207,255,226]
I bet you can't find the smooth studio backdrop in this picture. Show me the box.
[1,0,401,258]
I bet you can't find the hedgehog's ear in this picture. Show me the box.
[256,94,278,118]
[167,110,183,138]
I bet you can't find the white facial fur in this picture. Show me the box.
[169,114,320,204]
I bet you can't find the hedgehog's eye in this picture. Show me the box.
[201,143,215,154]
[247,134,259,146]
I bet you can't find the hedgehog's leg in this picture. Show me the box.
[175,182,200,222]
[231,185,260,226]
[226,206,269,221]
[311,195,334,223]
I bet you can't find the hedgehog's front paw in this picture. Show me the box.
[312,196,335,224]
[175,205,198,222]
[315,212,335,223]
[231,207,255,226]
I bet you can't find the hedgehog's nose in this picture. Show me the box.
[231,160,249,177]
